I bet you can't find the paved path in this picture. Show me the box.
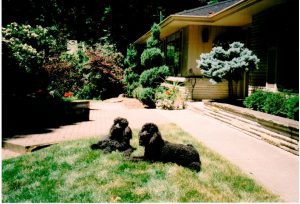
[2,100,299,202]
[156,108,299,202]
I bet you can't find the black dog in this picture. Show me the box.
[137,123,201,172]
[91,117,135,155]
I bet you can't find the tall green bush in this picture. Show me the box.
[124,23,170,107]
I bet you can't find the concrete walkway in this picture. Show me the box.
[2,100,299,202]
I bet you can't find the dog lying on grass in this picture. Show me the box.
[91,117,135,155]
[135,123,201,172]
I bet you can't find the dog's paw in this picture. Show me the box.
[90,143,100,150]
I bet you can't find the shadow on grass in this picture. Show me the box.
[2,95,90,141]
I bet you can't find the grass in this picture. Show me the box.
[2,123,281,202]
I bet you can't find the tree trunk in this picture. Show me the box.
[228,78,234,99]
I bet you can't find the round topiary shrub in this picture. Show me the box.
[140,48,164,68]
[139,65,170,88]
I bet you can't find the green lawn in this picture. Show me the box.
[2,123,281,202]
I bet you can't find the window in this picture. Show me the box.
[163,31,182,76]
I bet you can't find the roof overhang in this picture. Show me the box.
[135,0,285,44]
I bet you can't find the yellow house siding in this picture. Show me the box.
[184,78,243,100]
[184,25,226,77]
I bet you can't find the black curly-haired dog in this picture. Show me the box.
[91,117,135,155]
[137,123,201,172]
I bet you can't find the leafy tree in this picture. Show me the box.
[197,42,260,98]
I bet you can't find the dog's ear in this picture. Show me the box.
[149,131,164,147]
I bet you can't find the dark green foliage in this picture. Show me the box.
[243,90,299,120]
[146,23,161,48]
[123,69,140,97]
[123,23,169,104]
[133,87,156,107]
[139,66,170,88]
[2,0,207,53]
[47,43,124,100]
[140,48,164,68]
[283,96,299,120]
[124,44,139,70]
[262,93,285,116]
[243,90,267,112]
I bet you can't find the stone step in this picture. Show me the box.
[188,102,299,155]
[3,140,56,154]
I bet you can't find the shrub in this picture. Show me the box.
[46,42,124,100]
[155,85,186,110]
[123,69,140,97]
[146,23,161,48]
[124,44,139,71]
[139,65,170,88]
[244,90,299,120]
[140,48,164,68]
[2,23,66,96]
[262,93,286,116]
[133,86,156,107]
[284,96,299,120]
[243,90,268,112]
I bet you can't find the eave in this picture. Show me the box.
[134,0,284,44]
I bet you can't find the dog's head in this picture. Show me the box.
[113,117,129,129]
[139,123,164,147]
[110,117,129,139]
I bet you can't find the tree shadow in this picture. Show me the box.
[2,95,90,141]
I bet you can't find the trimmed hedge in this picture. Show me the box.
[243,90,299,120]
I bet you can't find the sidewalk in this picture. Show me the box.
[156,108,299,202]
[2,100,299,202]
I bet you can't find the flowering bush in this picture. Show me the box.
[2,22,64,73]
[2,23,66,97]
[155,85,186,110]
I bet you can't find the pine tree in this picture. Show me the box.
[196,42,260,98]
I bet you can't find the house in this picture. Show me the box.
[134,0,299,100]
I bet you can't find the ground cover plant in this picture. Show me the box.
[2,124,280,202]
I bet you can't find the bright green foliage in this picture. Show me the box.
[197,42,260,84]
[243,90,299,120]
[139,66,170,88]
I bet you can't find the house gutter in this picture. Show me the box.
[134,0,270,44]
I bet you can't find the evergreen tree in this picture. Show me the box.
[196,42,260,98]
